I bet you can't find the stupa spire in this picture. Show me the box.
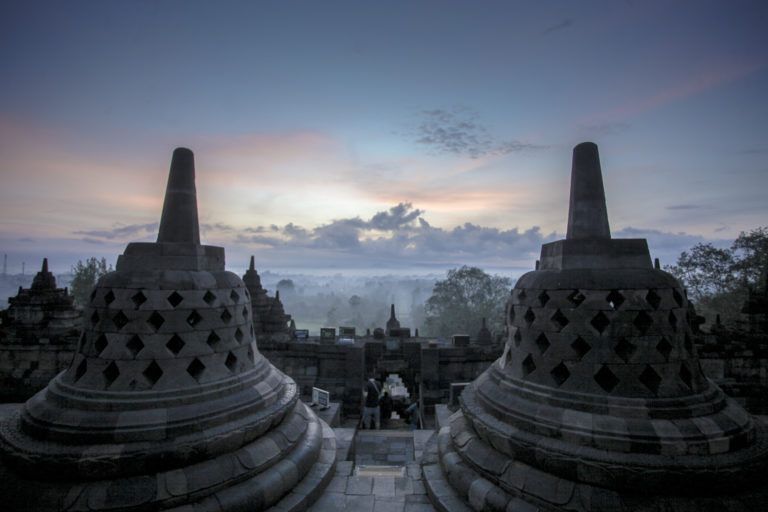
[41,258,48,273]
[566,142,611,240]
[249,255,255,271]
[157,147,200,244]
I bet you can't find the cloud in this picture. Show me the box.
[233,202,554,268]
[74,222,158,240]
[578,122,630,136]
[541,18,573,35]
[368,202,424,230]
[613,226,731,266]
[596,57,766,122]
[412,108,547,159]
[665,204,704,211]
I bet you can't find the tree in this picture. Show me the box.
[424,266,512,338]
[70,257,112,308]
[664,243,735,301]
[665,226,768,326]
[276,279,296,295]
[732,227,768,288]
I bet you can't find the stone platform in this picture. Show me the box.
[308,426,437,512]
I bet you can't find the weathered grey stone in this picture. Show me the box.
[0,258,80,401]
[421,143,768,511]
[0,148,335,511]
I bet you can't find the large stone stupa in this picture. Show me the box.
[0,148,336,511]
[422,142,768,511]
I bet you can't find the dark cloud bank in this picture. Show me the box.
[72,203,725,273]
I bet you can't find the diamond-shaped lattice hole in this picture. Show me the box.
[551,362,570,387]
[203,291,216,305]
[225,352,238,372]
[508,306,516,323]
[94,334,108,355]
[187,358,205,381]
[166,334,185,355]
[513,329,522,347]
[91,310,100,325]
[571,336,591,359]
[679,362,693,389]
[567,290,585,307]
[614,337,636,363]
[90,289,98,303]
[672,289,684,308]
[207,331,221,348]
[656,337,673,361]
[518,290,527,301]
[634,311,653,335]
[551,309,569,331]
[186,310,203,327]
[112,311,129,330]
[143,361,163,386]
[242,306,249,318]
[524,308,536,327]
[104,290,115,305]
[522,354,536,376]
[220,309,232,324]
[247,346,255,364]
[230,290,240,303]
[591,311,610,334]
[639,365,662,395]
[167,291,184,308]
[75,359,87,381]
[126,335,144,357]
[131,291,147,309]
[234,328,244,343]
[538,291,550,307]
[535,333,550,355]
[606,290,625,310]
[147,311,165,331]
[668,311,677,331]
[594,365,620,393]
[646,289,661,310]
[103,361,119,387]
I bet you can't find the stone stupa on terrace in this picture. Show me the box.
[422,142,768,511]
[0,148,336,511]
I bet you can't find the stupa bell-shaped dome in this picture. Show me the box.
[422,142,768,511]
[0,148,336,511]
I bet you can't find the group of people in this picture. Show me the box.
[361,377,420,430]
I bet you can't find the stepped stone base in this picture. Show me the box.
[0,402,336,511]
[421,409,768,512]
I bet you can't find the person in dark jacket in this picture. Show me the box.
[361,378,380,429]
[379,391,393,428]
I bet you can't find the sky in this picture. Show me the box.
[1,0,767,277]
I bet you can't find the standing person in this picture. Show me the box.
[361,377,381,429]
[379,391,393,428]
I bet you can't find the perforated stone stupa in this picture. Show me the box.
[422,142,768,511]
[0,148,336,511]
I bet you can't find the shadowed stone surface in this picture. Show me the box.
[422,142,768,511]
[0,149,335,511]
[0,258,80,401]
